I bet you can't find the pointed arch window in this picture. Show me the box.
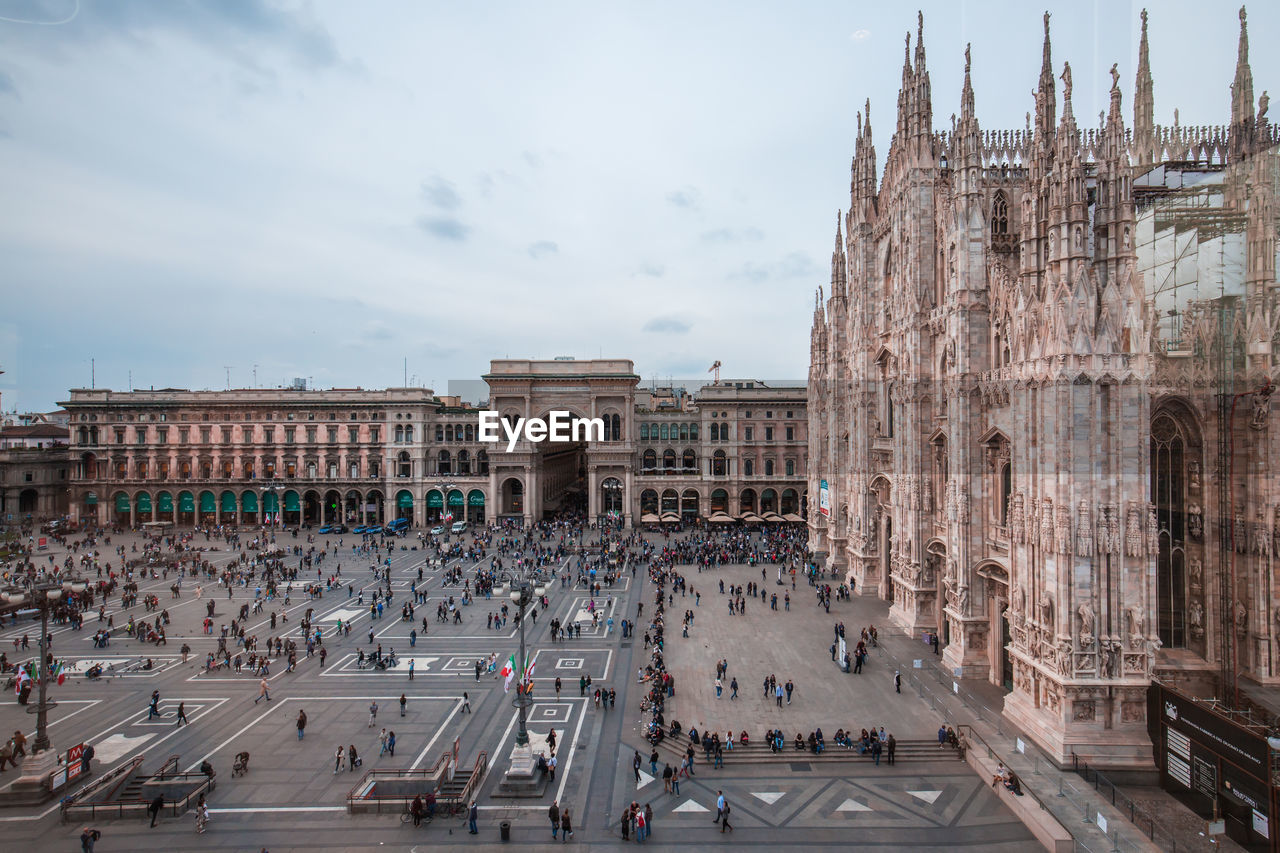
[1151,411,1193,649]
[991,192,1010,237]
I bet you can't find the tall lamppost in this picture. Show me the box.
[2,576,88,757]
[440,481,456,526]
[494,569,546,753]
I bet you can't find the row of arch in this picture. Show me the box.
[638,487,802,516]
[95,487,491,526]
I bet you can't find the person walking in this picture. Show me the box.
[333,744,345,773]
[785,679,794,704]
[635,804,647,842]
[555,676,562,698]
[729,677,738,700]
[368,701,379,727]
[348,744,359,771]
[886,733,896,765]
[408,659,414,680]
[400,694,407,717]
[148,690,162,720]
[559,806,573,841]
[548,800,560,839]
[775,683,784,708]
[254,677,270,703]
[387,731,396,757]
[462,691,472,713]
[632,749,641,782]
[148,793,165,827]
[719,799,733,833]
[79,827,101,852]
[175,702,188,727]
[714,676,722,698]
[468,800,479,834]
[296,710,307,740]
[378,728,389,756]
[714,790,725,824]
[649,749,659,776]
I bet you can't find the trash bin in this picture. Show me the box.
[500,821,511,841]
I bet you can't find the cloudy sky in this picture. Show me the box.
[1,0,1274,410]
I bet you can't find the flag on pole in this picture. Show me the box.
[522,653,536,682]
[500,654,516,693]
[14,668,29,694]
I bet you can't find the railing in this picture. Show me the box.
[1069,754,1179,852]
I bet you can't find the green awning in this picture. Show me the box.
[426,490,443,508]
[85,492,99,505]
[447,490,464,507]
[467,489,485,507]
[284,490,300,511]
[178,492,195,513]
[241,491,258,512]
[263,492,279,512]
[200,491,216,512]
[157,492,174,512]
[136,492,152,512]
[396,490,414,508]
[221,491,237,512]
[115,493,130,512]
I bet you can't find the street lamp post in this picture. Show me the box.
[2,576,87,758]
[495,569,546,763]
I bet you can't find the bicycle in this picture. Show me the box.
[400,803,435,826]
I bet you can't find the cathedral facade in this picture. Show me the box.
[807,9,1279,768]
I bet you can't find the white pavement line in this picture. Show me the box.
[409,698,464,770]
[553,697,588,802]
[184,700,280,772]
[209,806,346,814]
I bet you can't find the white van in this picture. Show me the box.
[450,520,467,534]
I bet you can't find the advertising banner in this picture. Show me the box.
[818,479,830,517]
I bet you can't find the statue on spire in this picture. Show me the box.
[1110,63,1119,91]
[1061,62,1072,102]
[965,43,971,75]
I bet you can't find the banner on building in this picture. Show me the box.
[818,479,830,517]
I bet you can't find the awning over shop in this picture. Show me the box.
[221,491,237,513]
[157,492,174,513]
[782,512,804,522]
[396,490,414,508]
[200,491,216,513]
[85,492,98,505]
[447,489,464,507]
[467,490,485,507]
[136,492,152,512]
[426,490,444,508]
[241,491,258,512]
[284,490,301,511]
[640,513,660,523]
[178,492,195,513]
[114,493,130,512]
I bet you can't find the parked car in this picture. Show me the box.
[384,518,410,535]
[451,521,467,534]
[429,525,445,536]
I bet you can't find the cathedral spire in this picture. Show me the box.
[1133,9,1155,164]
[960,43,975,123]
[831,213,847,298]
[1034,11,1057,152]
[1231,6,1254,129]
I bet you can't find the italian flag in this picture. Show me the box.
[522,653,536,682]
[500,654,516,693]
